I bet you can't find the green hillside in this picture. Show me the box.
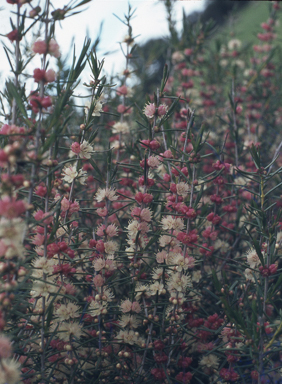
[213,1,282,43]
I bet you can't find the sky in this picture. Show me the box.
[0,0,205,97]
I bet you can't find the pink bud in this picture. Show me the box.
[163,150,173,158]
[29,6,41,17]
[41,96,52,108]
[33,68,46,82]
[163,173,171,182]
[71,142,81,155]
[143,193,153,204]
[269,264,277,275]
[117,104,127,114]
[157,104,167,117]
[149,140,160,151]
[96,240,105,253]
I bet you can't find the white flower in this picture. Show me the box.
[116,330,138,345]
[220,59,228,67]
[79,140,93,159]
[62,164,77,183]
[228,39,242,50]
[156,250,167,263]
[112,122,130,134]
[234,59,245,68]
[58,321,83,341]
[176,182,189,197]
[127,220,139,238]
[30,281,58,297]
[77,169,88,185]
[0,218,25,259]
[104,241,118,255]
[0,359,21,384]
[149,281,164,296]
[214,239,229,253]
[135,283,149,300]
[161,216,184,231]
[192,270,201,283]
[148,155,160,168]
[244,268,256,282]
[55,303,80,321]
[93,258,105,271]
[170,254,192,271]
[89,300,107,316]
[119,314,141,329]
[246,248,261,269]
[84,97,103,117]
[32,257,57,280]
[167,272,191,292]
[199,354,219,369]
[172,51,184,63]
[159,235,179,248]
[95,188,118,202]
[151,268,164,280]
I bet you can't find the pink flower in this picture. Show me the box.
[31,233,46,246]
[61,197,71,212]
[35,185,47,197]
[41,96,52,108]
[32,40,48,55]
[0,240,8,257]
[117,104,127,114]
[121,300,133,313]
[116,85,128,95]
[97,207,108,217]
[131,301,141,313]
[49,38,61,58]
[140,208,152,222]
[0,197,26,219]
[106,224,118,237]
[33,68,55,84]
[157,104,168,117]
[97,225,106,237]
[143,103,156,119]
[0,336,12,358]
[65,284,76,295]
[45,69,56,82]
[29,92,52,112]
[69,201,80,215]
[33,68,46,82]
[0,150,8,165]
[184,48,193,56]
[7,29,21,42]
[93,274,104,287]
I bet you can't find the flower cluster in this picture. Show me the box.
[1,1,282,383]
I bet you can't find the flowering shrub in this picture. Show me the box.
[1,0,282,383]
